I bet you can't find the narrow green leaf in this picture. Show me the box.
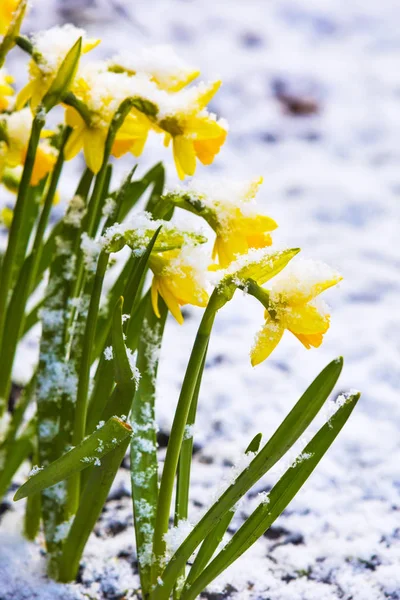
[56,301,139,582]
[87,230,161,433]
[131,296,168,597]
[185,432,262,588]
[181,392,360,600]
[0,429,34,500]
[14,416,131,501]
[151,357,344,599]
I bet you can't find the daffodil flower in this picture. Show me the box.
[250,259,343,366]
[0,108,57,185]
[63,65,156,173]
[0,68,14,112]
[64,105,151,174]
[160,81,228,179]
[16,25,100,111]
[109,46,200,92]
[164,178,278,267]
[149,248,209,324]
[0,0,20,35]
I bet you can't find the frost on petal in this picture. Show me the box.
[270,258,342,304]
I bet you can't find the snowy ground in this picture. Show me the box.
[1,1,400,599]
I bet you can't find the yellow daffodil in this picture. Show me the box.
[149,249,209,324]
[109,46,200,92]
[63,65,154,173]
[160,81,227,179]
[0,69,14,111]
[250,259,343,366]
[16,25,100,111]
[165,178,277,267]
[0,108,57,185]
[0,0,19,35]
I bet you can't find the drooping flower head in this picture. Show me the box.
[109,46,200,92]
[17,24,100,111]
[149,246,209,325]
[164,177,278,267]
[0,108,57,184]
[0,68,14,111]
[159,81,227,179]
[64,63,156,173]
[250,259,343,366]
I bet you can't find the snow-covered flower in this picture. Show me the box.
[149,247,209,324]
[109,45,200,92]
[63,64,155,173]
[17,25,100,111]
[0,69,14,112]
[0,108,57,185]
[251,259,343,366]
[166,177,277,266]
[160,81,228,180]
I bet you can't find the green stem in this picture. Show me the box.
[131,298,167,599]
[0,128,70,404]
[68,250,109,513]
[172,350,207,599]
[151,290,220,584]
[0,113,45,413]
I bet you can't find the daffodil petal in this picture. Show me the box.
[151,277,161,319]
[158,278,184,325]
[251,320,284,366]
[173,136,196,180]
[292,332,324,349]
[284,303,330,335]
[83,128,107,174]
[64,126,84,161]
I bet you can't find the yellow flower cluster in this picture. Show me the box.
[0,13,342,366]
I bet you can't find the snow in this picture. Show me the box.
[31,24,94,75]
[109,45,198,91]
[1,0,399,599]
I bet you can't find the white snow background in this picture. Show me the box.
[0,1,399,599]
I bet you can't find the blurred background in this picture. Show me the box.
[3,1,400,598]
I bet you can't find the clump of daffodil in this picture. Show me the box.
[0,68,14,111]
[17,24,100,111]
[250,259,343,366]
[164,177,278,267]
[149,246,209,324]
[0,108,57,184]
[64,63,157,174]
[158,81,228,180]
[109,45,200,92]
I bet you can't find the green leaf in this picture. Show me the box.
[150,357,344,599]
[180,392,360,600]
[14,416,132,501]
[56,300,140,582]
[42,38,82,112]
[185,432,262,588]
[131,296,168,597]
[87,229,161,433]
